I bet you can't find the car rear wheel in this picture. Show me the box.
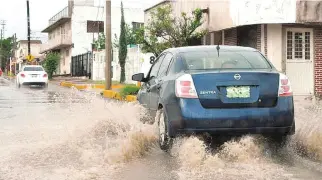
[265,135,290,151]
[157,109,173,152]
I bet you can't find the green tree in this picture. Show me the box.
[0,37,13,70]
[94,32,105,50]
[43,52,60,79]
[112,23,137,49]
[118,1,127,83]
[136,4,206,57]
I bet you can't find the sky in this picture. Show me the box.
[0,0,160,42]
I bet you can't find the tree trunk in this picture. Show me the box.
[120,63,125,83]
[48,72,53,80]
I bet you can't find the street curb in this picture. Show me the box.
[59,81,125,90]
[59,81,137,102]
[101,90,137,102]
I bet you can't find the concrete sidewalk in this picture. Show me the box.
[52,76,137,102]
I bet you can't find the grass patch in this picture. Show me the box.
[93,80,106,84]
[119,85,140,98]
[113,80,136,86]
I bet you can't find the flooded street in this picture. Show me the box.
[0,77,321,180]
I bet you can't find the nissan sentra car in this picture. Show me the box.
[132,45,295,151]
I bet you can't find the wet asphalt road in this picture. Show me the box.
[0,77,321,180]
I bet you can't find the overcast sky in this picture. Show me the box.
[0,0,159,41]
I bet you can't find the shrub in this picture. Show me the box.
[43,52,60,79]
[120,85,140,98]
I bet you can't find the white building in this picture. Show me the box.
[93,45,154,84]
[40,0,145,77]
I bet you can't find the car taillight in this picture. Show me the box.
[175,74,198,98]
[278,73,293,97]
[43,74,47,77]
[21,73,25,78]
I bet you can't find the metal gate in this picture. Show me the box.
[71,52,92,77]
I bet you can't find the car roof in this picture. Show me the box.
[23,65,43,67]
[167,45,258,54]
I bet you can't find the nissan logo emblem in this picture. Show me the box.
[234,74,241,80]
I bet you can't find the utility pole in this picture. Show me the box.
[105,0,112,90]
[0,20,6,39]
[0,20,6,71]
[10,33,16,75]
[26,0,31,58]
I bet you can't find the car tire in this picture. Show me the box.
[156,108,173,152]
[266,135,290,151]
[289,122,295,135]
[43,83,48,89]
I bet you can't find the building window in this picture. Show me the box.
[286,30,311,60]
[294,32,303,59]
[132,22,144,31]
[305,32,310,60]
[286,31,292,59]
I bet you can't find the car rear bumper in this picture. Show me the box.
[22,82,47,86]
[165,96,295,137]
[20,79,48,85]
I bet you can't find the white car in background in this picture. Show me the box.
[16,65,48,88]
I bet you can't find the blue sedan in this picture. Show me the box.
[132,45,295,151]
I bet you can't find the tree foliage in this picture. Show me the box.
[94,33,105,50]
[43,52,60,79]
[0,37,13,70]
[135,4,206,57]
[118,1,127,83]
[113,23,137,49]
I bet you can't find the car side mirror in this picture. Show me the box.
[132,73,145,82]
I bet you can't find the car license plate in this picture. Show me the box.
[226,86,250,98]
[32,75,37,78]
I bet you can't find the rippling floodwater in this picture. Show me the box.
[0,78,321,180]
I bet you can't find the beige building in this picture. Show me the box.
[14,40,44,72]
[40,1,73,75]
[145,0,322,96]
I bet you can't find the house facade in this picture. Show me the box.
[40,0,105,75]
[144,0,322,96]
[13,40,44,73]
[41,0,145,78]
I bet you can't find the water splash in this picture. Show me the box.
[1,85,321,180]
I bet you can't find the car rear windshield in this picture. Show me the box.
[24,67,44,71]
[180,51,272,70]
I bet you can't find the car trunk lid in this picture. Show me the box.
[24,71,44,78]
[190,69,280,108]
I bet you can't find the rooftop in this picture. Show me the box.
[41,6,71,33]
[144,0,172,12]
